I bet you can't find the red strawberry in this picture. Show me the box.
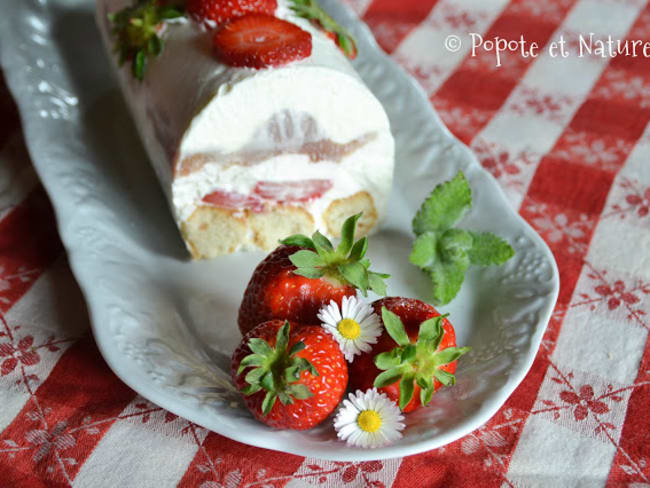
[238,213,389,335]
[212,14,312,69]
[187,0,277,27]
[349,297,470,413]
[231,320,348,429]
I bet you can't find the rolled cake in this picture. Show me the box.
[96,0,395,259]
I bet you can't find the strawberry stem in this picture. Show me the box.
[108,0,184,80]
[281,213,390,296]
[238,322,318,415]
[373,307,470,410]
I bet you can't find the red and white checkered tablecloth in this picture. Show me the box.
[1,0,650,485]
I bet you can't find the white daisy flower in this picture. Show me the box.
[333,388,405,448]
[317,296,382,362]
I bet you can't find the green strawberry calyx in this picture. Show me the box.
[280,213,390,297]
[290,0,357,58]
[373,307,470,410]
[108,0,184,81]
[238,321,319,415]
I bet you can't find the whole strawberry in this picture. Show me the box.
[187,0,277,27]
[349,297,470,412]
[231,320,348,429]
[238,213,389,335]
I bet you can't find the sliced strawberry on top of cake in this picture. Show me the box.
[212,14,312,68]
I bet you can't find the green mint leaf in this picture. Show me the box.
[280,234,315,249]
[399,374,415,410]
[381,307,410,346]
[374,367,403,388]
[368,271,388,296]
[426,253,470,306]
[289,250,325,269]
[409,232,437,268]
[292,268,325,279]
[468,232,515,266]
[412,172,472,235]
[409,192,474,305]
[336,213,361,256]
[440,228,473,253]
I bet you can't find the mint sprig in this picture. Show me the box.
[281,213,389,296]
[409,172,514,305]
[290,0,357,59]
[108,0,184,81]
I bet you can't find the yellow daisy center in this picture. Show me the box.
[337,318,361,340]
[357,410,382,433]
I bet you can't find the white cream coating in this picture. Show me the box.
[96,0,394,249]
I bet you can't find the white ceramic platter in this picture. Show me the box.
[0,0,559,461]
